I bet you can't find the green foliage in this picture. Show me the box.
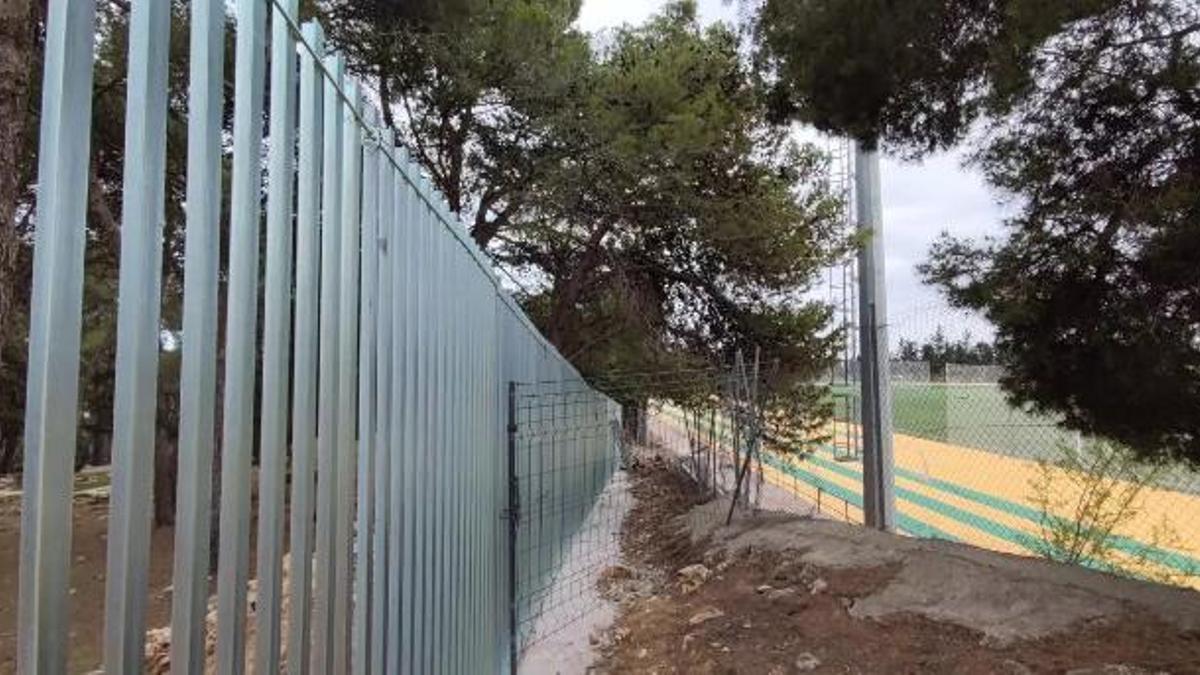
[919,0,1200,465]
[319,0,589,237]
[507,5,847,412]
[750,0,1116,151]
[336,0,487,26]
[749,0,1200,464]
[764,379,833,450]
[329,0,849,421]
[1029,438,1198,586]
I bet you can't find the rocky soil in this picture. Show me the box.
[592,453,1200,674]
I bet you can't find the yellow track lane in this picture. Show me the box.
[658,408,1200,588]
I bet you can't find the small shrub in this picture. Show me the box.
[1029,438,1198,585]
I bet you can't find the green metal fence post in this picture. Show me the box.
[170,0,225,670]
[353,105,380,675]
[334,79,364,674]
[371,126,395,675]
[507,380,520,675]
[313,50,344,675]
[255,0,299,669]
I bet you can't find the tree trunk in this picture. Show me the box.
[0,1,37,480]
[546,224,611,351]
[0,440,17,475]
[0,0,36,368]
[154,430,177,527]
[95,430,112,466]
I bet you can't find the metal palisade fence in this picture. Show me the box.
[17,0,619,673]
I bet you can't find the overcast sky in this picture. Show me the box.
[576,0,1009,342]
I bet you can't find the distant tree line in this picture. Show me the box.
[896,328,997,380]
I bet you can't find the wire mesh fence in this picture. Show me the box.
[640,317,1200,591]
[509,384,626,660]
[845,308,1200,589]
[647,401,861,528]
[637,357,845,528]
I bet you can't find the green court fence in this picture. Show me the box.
[648,346,1200,590]
[837,302,1200,588]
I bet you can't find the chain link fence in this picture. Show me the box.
[840,308,1200,588]
[642,318,1200,590]
[640,358,856,527]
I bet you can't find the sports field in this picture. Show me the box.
[655,397,1200,590]
[832,382,1080,465]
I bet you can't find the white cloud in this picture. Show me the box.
[880,150,1011,317]
[576,0,737,32]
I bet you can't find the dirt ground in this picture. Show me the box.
[0,472,178,674]
[596,454,1200,674]
[0,467,248,675]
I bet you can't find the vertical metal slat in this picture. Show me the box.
[102,0,172,668]
[170,0,225,670]
[393,155,420,675]
[288,20,325,675]
[255,0,300,669]
[430,179,447,673]
[372,130,396,675]
[17,0,97,672]
[215,0,268,669]
[333,80,364,675]
[313,51,345,675]
[352,106,380,675]
[415,173,433,674]
[386,149,408,675]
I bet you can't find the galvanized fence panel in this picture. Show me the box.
[15,2,620,672]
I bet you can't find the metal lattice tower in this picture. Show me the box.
[827,138,862,460]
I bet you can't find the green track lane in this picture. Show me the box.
[657,406,1200,576]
